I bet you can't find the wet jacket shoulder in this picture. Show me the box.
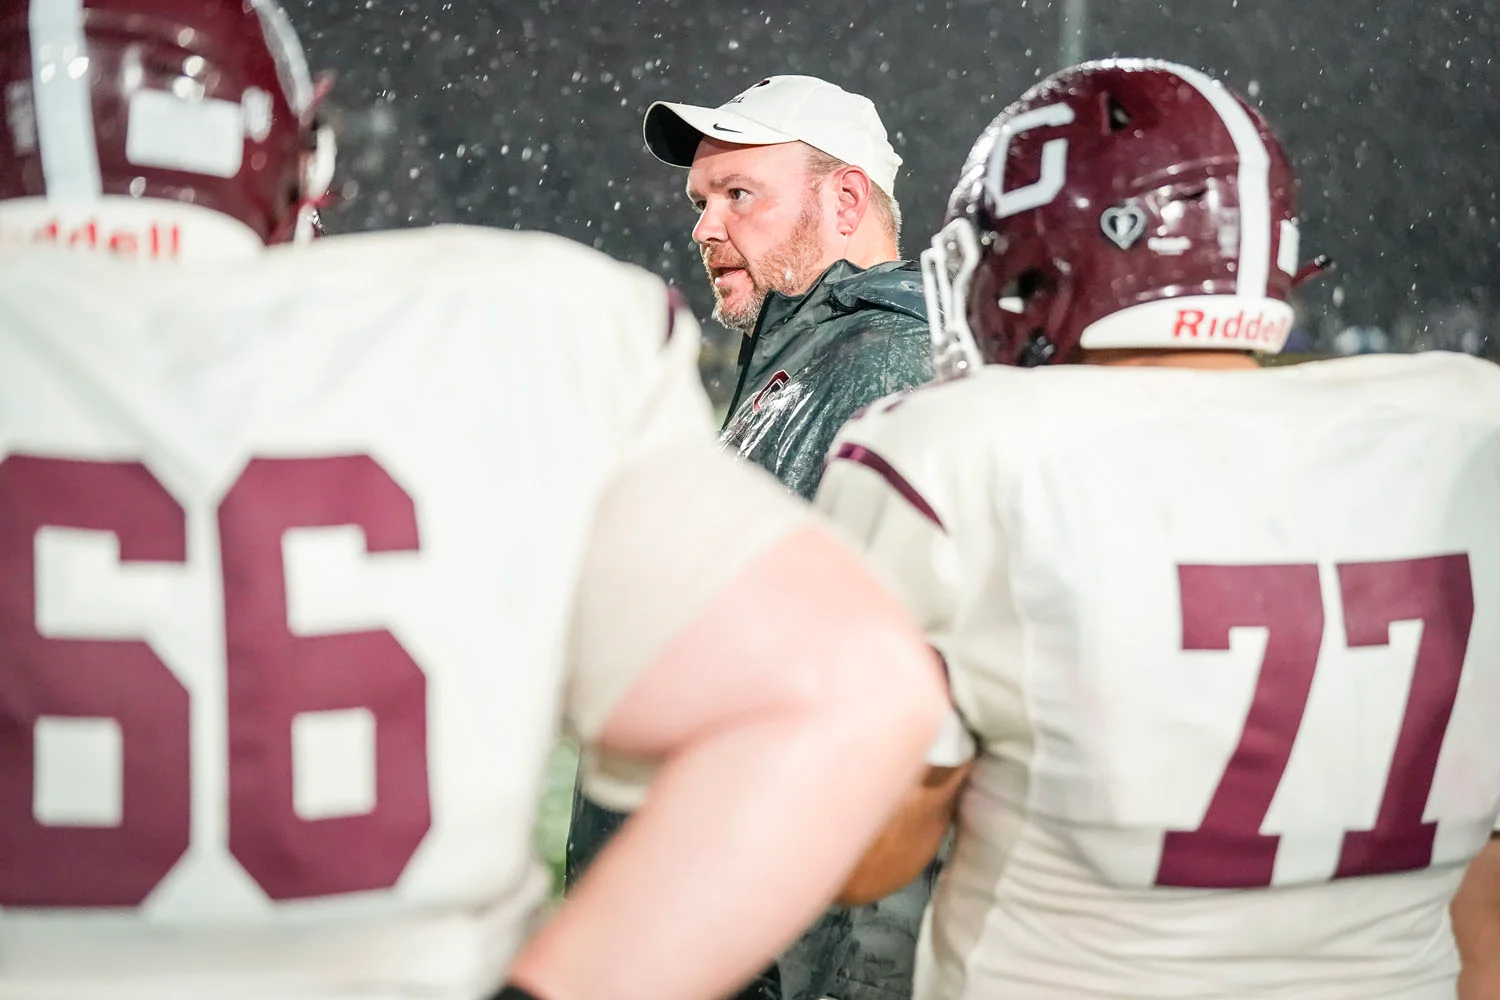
[719,259,933,499]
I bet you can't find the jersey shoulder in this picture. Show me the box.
[1274,352,1500,418]
[268,225,693,366]
[828,353,1500,499]
[871,354,1500,446]
[822,374,1011,529]
[829,377,970,468]
[282,225,668,303]
[829,365,1073,472]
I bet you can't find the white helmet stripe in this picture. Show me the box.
[1162,61,1273,297]
[248,0,314,116]
[29,0,102,198]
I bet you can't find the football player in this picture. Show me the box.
[814,58,1500,999]
[0,2,948,999]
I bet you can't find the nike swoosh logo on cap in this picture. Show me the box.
[712,122,744,133]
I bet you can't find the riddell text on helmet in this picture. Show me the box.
[9,217,182,261]
[1173,307,1289,345]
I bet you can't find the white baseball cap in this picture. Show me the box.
[643,75,902,196]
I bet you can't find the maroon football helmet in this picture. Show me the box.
[922,59,1305,373]
[0,0,333,244]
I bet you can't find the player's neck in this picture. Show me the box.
[1082,349,1261,371]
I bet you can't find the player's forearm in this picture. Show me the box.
[1459,968,1500,1000]
[1454,837,1500,1000]
[837,762,969,907]
[509,670,944,1000]
[1455,900,1500,1000]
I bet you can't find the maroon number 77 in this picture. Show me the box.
[1158,555,1473,888]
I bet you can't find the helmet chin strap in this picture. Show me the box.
[1292,254,1334,287]
[290,71,338,244]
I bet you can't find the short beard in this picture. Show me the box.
[707,194,828,335]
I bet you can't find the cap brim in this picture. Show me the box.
[642,101,799,167]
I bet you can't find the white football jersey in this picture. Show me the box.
[0,201,793,1000]
[817,353,1500,1000]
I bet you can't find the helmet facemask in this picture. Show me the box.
[920,217,987,380]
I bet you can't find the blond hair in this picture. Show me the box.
[803,147,902,253]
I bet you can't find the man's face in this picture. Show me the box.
[685,139,840,334]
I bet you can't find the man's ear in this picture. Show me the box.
[831,166,873,236]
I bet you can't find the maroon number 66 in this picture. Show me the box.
[0,454,432,907]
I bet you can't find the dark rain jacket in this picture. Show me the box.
[718,259,932,499]
[566,259,937,1000]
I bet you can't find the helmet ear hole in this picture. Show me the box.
[996,268,1049,319]
[1102,94,1132,132]
[994,269,1062,366]
[1015,268,1050,302]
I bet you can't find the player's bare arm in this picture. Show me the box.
[838,762,972,907]
[509,444,949,1000]
[811,400,973,910]
[1455,835,1500,1000]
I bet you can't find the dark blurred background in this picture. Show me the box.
[285,0,1500,402]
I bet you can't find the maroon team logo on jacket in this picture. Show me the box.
[753,370,791,412]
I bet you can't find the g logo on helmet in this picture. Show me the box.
[986,104,1075,219]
